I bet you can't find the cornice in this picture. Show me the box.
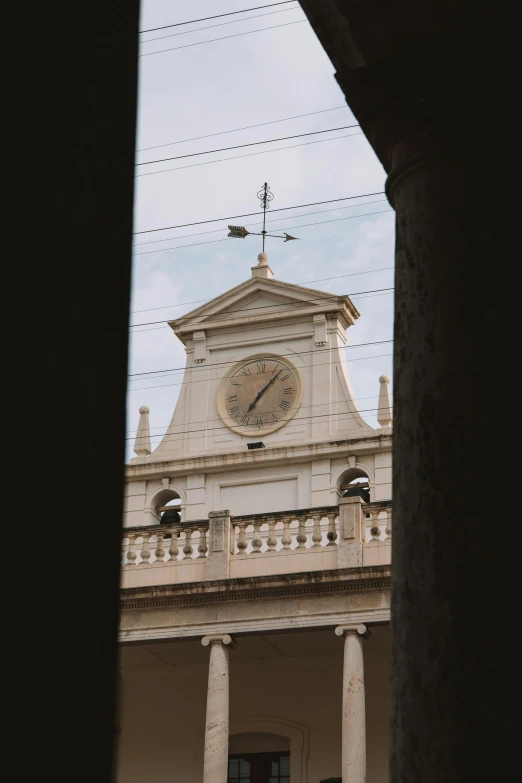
[127,432,393,479]
[120,565,391,612]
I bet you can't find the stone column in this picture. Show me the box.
[335,624,370,783]
[201,634,233,783]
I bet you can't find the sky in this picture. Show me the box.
[127,0,395,457]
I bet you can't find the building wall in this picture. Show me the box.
[117,628,390,782]
[123,444,392,527]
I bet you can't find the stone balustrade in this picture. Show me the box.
[231,506,340,554]
[120,499,391,588]
[122,522,209,566]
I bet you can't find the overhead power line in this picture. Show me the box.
[128,338,394,378]
[136,130,361,178]
[130,288,394,329]
[139,19,307,58]
[140,1,298,33]
[137,125,359,167]
[126,391,389,434]
[141,7,301,45]
[124,402,394,443]
[132,208,392,257]
[137,105,349,153]
[134,191,386,235]
[130,263,394,315]
[132,290,394,335]
[129,351,394,393]
[133,198,387,247]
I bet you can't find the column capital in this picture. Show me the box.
[201,633,234,647]
[335,623,371,639]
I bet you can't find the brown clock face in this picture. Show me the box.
[218,355,302,436]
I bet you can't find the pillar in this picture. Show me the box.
[294,4,510,781]
[335,624,370,782]
[201,634,233,783]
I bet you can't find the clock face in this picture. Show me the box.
[217,354,302,437]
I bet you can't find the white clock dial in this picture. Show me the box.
[217,355,302,437]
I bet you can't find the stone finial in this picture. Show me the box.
[377,374,393,427]
[134,405,151,456]
[251,252,274,280]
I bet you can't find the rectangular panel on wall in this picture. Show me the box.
[221,478,298,516]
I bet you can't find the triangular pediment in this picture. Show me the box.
[168,275,358,340]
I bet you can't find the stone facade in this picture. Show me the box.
[118,254,392,782]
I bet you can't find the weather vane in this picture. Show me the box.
[227,183,299,251]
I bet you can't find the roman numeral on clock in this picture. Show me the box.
[279,400,291,410]
[256,362,266,373]
[240,367,252,376]
[256,417,263,427]
[229,405,241,417]
[283,387,294,395]
[240,415,249,425]
[227,394,238,402]
[280,373,290,382]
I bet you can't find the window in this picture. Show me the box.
[228,751,290,783]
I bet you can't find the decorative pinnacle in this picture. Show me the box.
[134,405,151,456]
[377,374,393,427]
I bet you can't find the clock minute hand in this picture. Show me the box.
[247,369,282,411]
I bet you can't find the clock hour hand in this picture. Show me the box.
[247,369,282,411]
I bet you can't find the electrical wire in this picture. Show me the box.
[133,198,387,248]
[140,1,298,33]
[131,290,394,334]
[137,105,349,153]
[140,7,302,45]
[139,19,307,57]
[134,191,386,235]
[124,402,393,444]
[129,352,393,394]
[128,338,393,379]
[136,130,361,178]
[130,262,394,315]
[129,287,394,329]
[132,208,392,257]
[137,125,359,166]
[126,391,390,434]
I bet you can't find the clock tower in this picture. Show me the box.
[125,252,392,524]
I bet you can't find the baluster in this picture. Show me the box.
[169,527,179,561]
[296,516,308,548]
[183,527,194,559]
[251,520,262,554]
[237,523,248,554]
[140,532,151,564]
[266,518,277,551]
[198,526,208,558]
[385,508,392,539]
[126,533,137,566]
[327,512,338,545]
[312,514,322,547]
[369,509,381,542]
[282,518,292,549]
[154,530,165,563]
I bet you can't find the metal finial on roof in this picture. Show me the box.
[226,183,300,251]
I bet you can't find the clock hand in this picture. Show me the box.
[247,369,282,411]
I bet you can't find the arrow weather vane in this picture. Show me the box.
[227,183,299,251]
